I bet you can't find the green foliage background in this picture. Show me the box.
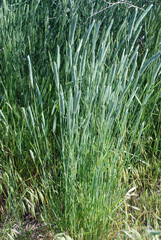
[0,0,160,239]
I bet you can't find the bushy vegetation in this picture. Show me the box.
[0,0,160,239]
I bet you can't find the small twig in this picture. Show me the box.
[104,0,144,11]
[48,17,56,19]
[87,5,115,19]
[88,0,145,19]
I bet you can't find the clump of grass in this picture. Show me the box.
[0,1,160,239]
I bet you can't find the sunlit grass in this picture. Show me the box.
[0,1,160,239]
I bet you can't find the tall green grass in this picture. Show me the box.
[0,1,160,239]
